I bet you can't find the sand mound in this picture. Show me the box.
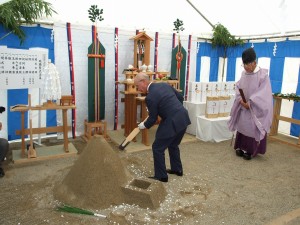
[54,136,132,209]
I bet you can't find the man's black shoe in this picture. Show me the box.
[148,176,168,182]
[166,169,183,176]
[0,167,5,177]
[236,149,244,157]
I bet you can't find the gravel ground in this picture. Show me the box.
[0,135,299,225]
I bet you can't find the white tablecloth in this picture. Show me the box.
[196,115,233,142]
[183,101,206,135]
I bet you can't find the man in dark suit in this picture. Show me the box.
[134,73,191,182]
[0,106,9,177]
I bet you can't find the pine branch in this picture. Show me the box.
[0,0,56,44]
[57,205,106,218]
[274,93,300,102]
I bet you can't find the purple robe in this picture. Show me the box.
[228,66,273,156]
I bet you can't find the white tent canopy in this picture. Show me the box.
[44,0,300,37]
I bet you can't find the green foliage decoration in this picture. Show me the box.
[173,18,184,34]
[274,93,300,102]
[211,23,244,81]
[0,0,56,43]
[211,23,244,49]
[88,5,104,23]
[57,204,106,218]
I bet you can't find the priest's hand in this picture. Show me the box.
[240,99,249,109]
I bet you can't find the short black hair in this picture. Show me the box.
[242,48,256,64]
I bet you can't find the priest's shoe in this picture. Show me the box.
[243,153,252,160]
[236,149,244,157]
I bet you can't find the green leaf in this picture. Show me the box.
[57,205,94,216]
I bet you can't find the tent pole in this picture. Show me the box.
[186,0,214,29]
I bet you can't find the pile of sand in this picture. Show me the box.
[53,136,132,209]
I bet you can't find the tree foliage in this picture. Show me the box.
[173,18,184,34]
[88,5,104,24]
[211,23,244,81]
[0,0,56,43]
[211,23,244,48]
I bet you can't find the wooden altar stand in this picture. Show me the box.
[269,96,300,148]
[122,91,138,137]
[10,102,77,161]
[117,76,139,140]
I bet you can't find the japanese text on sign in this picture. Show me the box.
[0,48,47,89]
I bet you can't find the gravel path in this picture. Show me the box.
[0,136,299,225]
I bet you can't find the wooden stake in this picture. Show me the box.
[27,94,37,158]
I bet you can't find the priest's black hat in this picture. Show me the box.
[0,106,5,113]
[242,48,256,64]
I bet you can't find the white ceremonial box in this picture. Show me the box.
[201,82,213,102]
[188,82,202,103]
[220,82,230,96]
[218,96,231,117]
[187,82,193,102]
[211,82,222,97]
[227,81,237,95]
[205,96,219,118]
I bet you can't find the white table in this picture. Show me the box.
[196,115,233,142]
[183,101,206,135]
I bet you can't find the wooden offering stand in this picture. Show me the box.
[11,100,76,158]
[83,120,107,141]
[269,96,300,148]
[60,95,73,106]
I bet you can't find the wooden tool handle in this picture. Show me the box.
[28,94,36,158]
[119,127,141,150]
[238,88,247,103]
[119,116,149,150]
